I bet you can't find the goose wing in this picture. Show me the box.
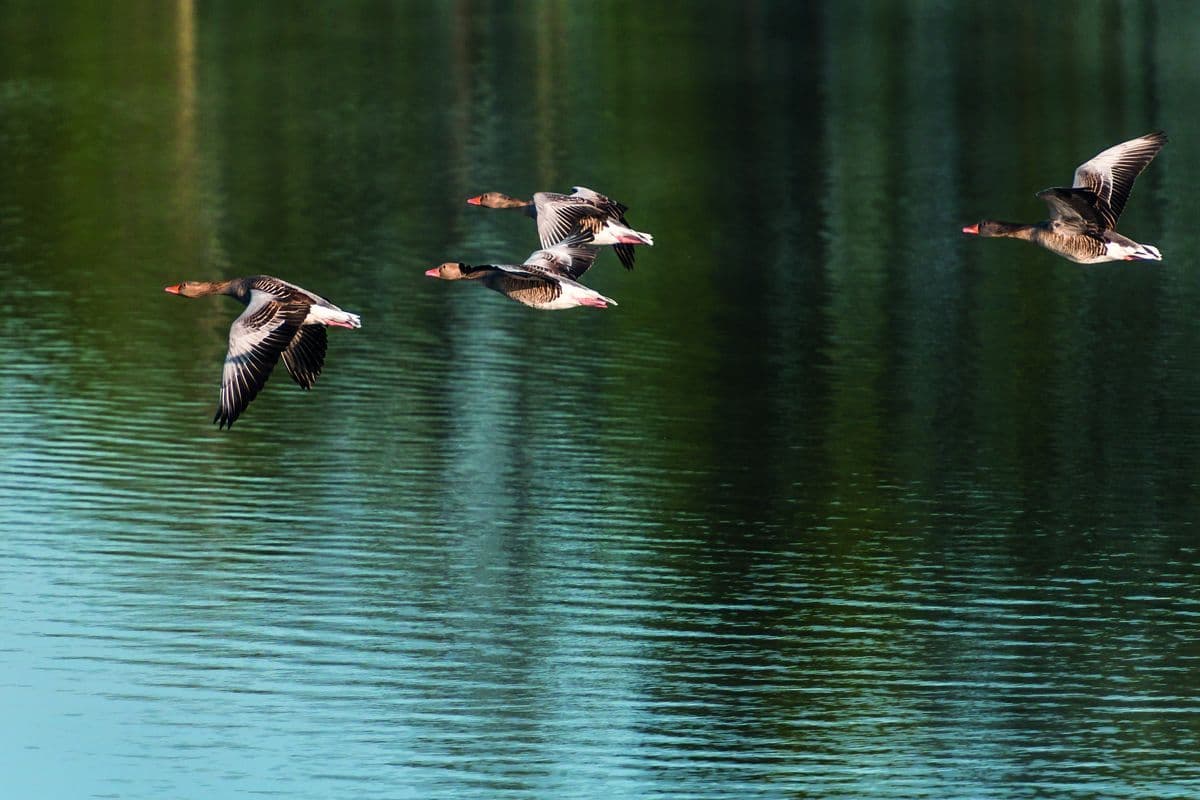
[247,274,322,303]
[572,186,637,269]
[1037,187,1107,234]
[1071,131,1167,230]
[488,262,562,284]
[215,291,308,428]
[571,185,629,217]
[281,324,328,390]
[532,192,609,250]
[522,231,599,280]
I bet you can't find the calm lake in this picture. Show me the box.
[3,1,1200,798]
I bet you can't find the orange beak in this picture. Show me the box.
[164,284,183,294]
[424,268,441,277]
[962,224,980,235]
[466,196,482,206]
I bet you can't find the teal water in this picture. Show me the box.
[3,2,1200,798]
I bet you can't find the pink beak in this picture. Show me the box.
[424,267,441,277]
[466,196,482,206]
[962,223,980,235]
[164,284,182,294]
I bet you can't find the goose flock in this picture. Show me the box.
[426,186,652,309]
[165,132,1168,429]
[165,185,654,428]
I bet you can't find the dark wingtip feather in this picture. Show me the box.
[614,243,636,270]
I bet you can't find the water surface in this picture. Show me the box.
[3,2,1200,798]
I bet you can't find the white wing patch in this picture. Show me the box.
[523,241,599,279]
[532,193,597,250]
[215,291,306,428]
[1071,131,1167,229]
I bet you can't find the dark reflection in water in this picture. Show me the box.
[3,1,1200,798]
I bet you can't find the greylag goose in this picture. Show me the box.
[467,185,654,270]
[962,131,1166,263]
[425,234,616,310]
[164,276,361,428]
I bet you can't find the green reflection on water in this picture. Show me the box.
[4,2,1200,799]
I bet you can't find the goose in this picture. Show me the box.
[164,276,361,428]
[467,185,653,269]
[962,131,1166,263]
[425,234,616,310]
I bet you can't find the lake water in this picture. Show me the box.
[3,1,1200,798]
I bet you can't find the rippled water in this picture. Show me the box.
[4,1,1200,798]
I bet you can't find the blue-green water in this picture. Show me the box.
[3,2,1200,798]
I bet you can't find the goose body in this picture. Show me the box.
[962,131,1166,264]
[164,275,361,428]
[425,235,617,310]
[467,185,654,270]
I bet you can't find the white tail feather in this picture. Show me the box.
[1105,240,1163,262]
[1125,243,1162,261]
[307,304,362,328]
[592,223,654,247]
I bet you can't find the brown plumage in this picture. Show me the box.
[427,262,565,307]
[164,275,361,428]
[962,131,1166,264]
[425,237,617,310]
[467,185,654,270]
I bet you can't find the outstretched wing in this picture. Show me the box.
[215,292,307,429]
[281,324,327,390]
[522,231,599,279]
[573,186,637,270]
[571,185,629,217]
[611,244,637,271]
[1037,187,1106,234]
[531,192,608,250]
[1071,131,1167,230]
